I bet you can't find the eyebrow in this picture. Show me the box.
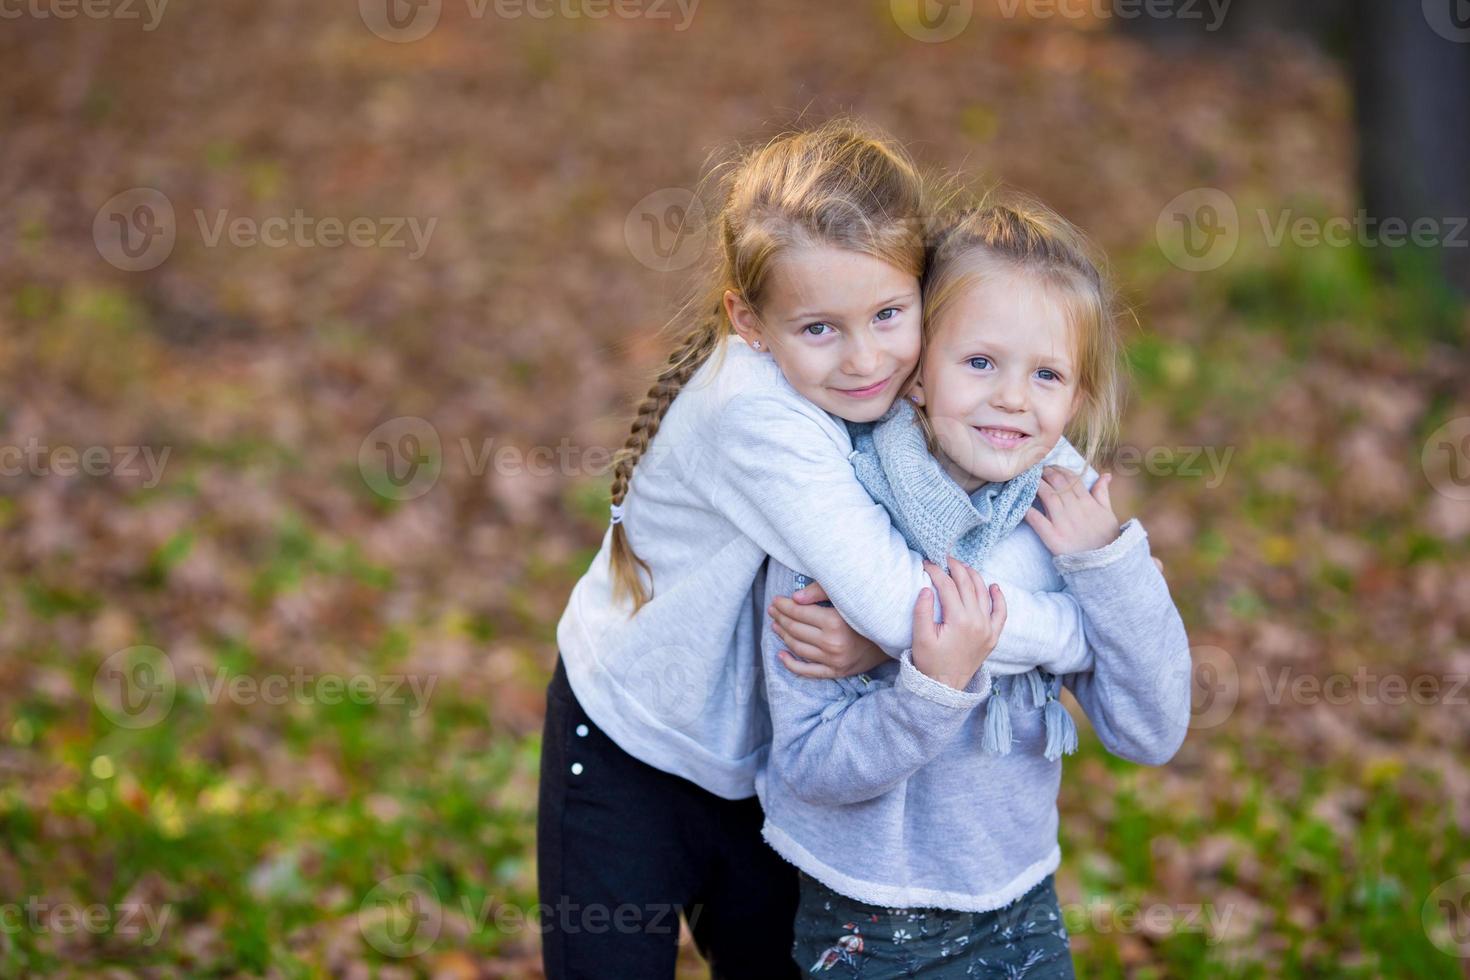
[785,293,914,323]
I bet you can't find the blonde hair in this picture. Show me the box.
[609,118,929,612]
[914,194,1125,467]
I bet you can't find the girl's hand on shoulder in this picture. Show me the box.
[1025,466,1122,556]
[911,557,1007,691]
[770,581,889,679]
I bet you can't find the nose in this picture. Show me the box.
[842,333,880,378]
[992,370,1029,412]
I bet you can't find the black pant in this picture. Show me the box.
[537,655,800,980]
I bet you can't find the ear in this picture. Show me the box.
[906,375,927,407]
[723,290,764,348]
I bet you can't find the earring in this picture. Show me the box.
[751,341,761,350]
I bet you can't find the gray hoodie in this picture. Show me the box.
[755,503,1193,912]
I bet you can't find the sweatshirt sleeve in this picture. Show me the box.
[1057,519,1193,766]
[705,389,1094,674]
[760,558,991,807]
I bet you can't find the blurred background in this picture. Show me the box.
[2,0,1468,976]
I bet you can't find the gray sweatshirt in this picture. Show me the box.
[755,512,1193,912]
[557,336,1098,799]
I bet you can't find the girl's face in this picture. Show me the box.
[911,269,1083,493]
[724,245,921,423]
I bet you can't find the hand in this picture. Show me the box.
[770,581,889,679]
[1024,466,1121,556]
[911,556,1007,691]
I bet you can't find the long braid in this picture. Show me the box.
[608,320,725,611]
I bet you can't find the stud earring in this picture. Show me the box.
[751,341,761,350]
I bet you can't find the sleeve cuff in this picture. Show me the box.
[1052,518,1148,575]
[897,650,992,708]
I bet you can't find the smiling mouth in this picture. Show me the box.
[835,375,891,399]
[974,425,1030,448]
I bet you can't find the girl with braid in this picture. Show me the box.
[539,122,1109,979]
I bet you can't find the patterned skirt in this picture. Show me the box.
[792,869,1075,978]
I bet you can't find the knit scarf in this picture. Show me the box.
[846,398,1079,761]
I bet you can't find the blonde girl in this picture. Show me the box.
[756,198,1193,978]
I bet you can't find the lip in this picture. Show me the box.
[833,375,892,399]
[973,425,1031,449]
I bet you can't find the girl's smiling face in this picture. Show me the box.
[911,269,1082,493]
[724,245,922,423]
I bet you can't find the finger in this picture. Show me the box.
[770,610,824,647]
[794,581,830,605]
[988,584,1007,631]
[1063,466,1088,495]
[911,586,935,644]
[779,649,837,680]
[958,558,993,614]
[775,596,840,632]
[949,554,979,610]
[1023,507,1052,533]
[922,560,960,619]
[1091,472,1113,512]
[781,633,834,664]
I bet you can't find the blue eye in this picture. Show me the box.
[968,356,991,370]
[1037,368,1061,382]
[875,307,900,322]
[803,323,834,337]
